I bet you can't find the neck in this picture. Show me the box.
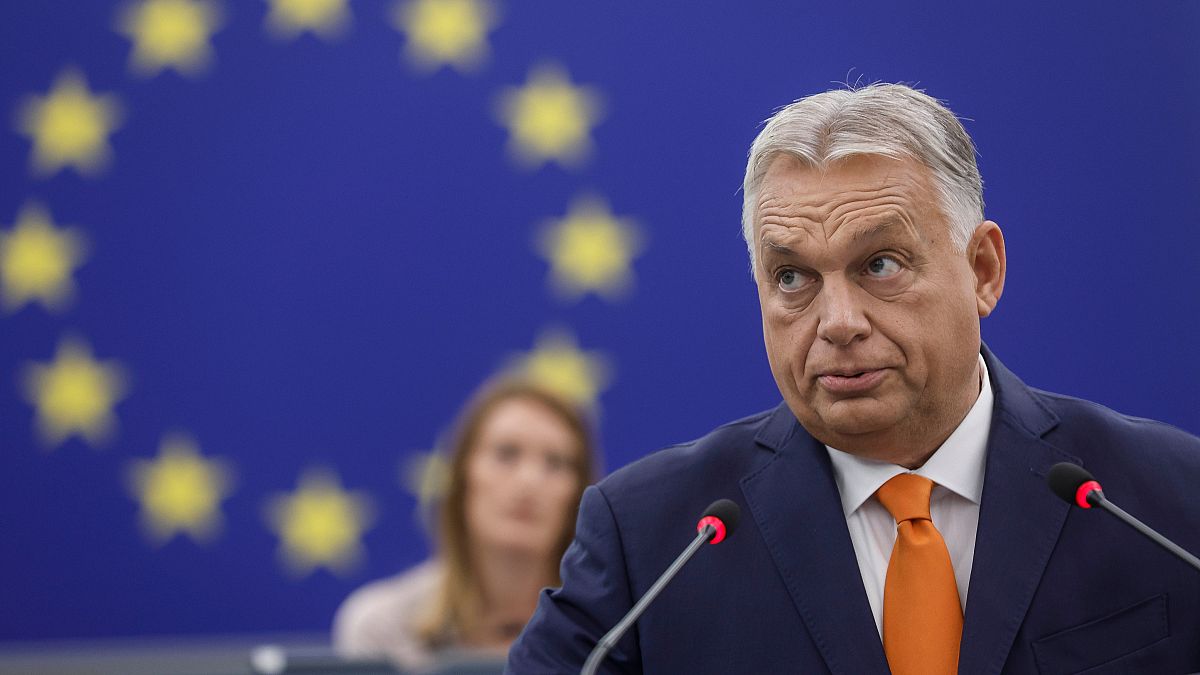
[467,545,554,644]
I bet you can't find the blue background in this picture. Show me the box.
[1,0,1198,642]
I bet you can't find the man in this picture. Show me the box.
[506,84,1200,674]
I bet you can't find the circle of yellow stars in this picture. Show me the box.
[7,0,645,579]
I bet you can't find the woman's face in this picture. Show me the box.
[464,397,583,558]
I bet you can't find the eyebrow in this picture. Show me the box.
[759,238,795,256]
[849,218,908,243]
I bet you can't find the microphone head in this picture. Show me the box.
[1047,462,1102,508]
[696,499,741,544]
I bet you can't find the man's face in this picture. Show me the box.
[754,154,1000,462]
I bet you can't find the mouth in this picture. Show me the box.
[505,507,539,523]
[816,368,888,394]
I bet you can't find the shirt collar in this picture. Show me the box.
[825,355,993,517]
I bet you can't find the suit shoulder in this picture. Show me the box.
[593,407,780,520]
[602,408,774,485]
[1029,388,1200,502]
[1032,388,1200,451]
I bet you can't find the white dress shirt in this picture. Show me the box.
[825,356,993,637]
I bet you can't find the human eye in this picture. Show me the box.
[544,452,574,474]
[493,442,520,464]
[864,254,903,279]
[776,268,813,292]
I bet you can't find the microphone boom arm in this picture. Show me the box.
[1088,491,1200,573]
[580,524,716,675]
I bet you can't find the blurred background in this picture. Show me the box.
[1,0,1198,671]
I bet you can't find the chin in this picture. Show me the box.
[802,401,905,441]
[481,529,555,556]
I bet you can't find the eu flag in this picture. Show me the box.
[0,0,1197,647]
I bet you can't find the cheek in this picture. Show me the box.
[761,305,787,344]
[874,305,920,349]
[763,310,815,371]
[539,476,581,524]
[544,474,578,507]
[463,483,487,529]
[465,463,502,515]
[882,288,978,375]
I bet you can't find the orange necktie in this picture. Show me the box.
[876,473,962,675]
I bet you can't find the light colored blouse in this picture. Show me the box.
[333,560,445,671]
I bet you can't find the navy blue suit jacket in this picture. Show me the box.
[507,348,1200,674]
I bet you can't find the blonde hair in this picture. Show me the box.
[415,376,598,645]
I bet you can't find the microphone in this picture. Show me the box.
[580,499,741,675]
[1047,462,1200,573]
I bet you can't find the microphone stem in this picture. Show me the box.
[581,525,715,675]
[1093,495,1200,573]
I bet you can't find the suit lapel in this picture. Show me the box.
[958,349,1079,675]
[738,349,1080,675]
[741,405,890,675]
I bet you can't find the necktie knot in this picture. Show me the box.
[876,473,933,523]
[877,472,961,675]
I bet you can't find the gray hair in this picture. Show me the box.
[740,83,984,265]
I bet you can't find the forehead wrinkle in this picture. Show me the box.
[757,206,821,257]
[823,195,915,243]
[837,209,923,247]
[755,167,927,246]
[757,192,824,228]
[758,223,813,256]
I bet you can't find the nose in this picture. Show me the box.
[815,277,871,346]
[512,454,543,490]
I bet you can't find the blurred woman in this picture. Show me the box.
[333,377,598,670]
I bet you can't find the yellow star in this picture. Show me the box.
[266,468,375,576]
[0,203,87,313]
[392,0,497,73]
[17,69,123,177]
[128,434,235,544]
[264,0,351,40]
[496,63,602,168]
[538,196,643,301]
[116,0,223,76]
[516,328,610,409]
[22,337,129,448]
[400,449,449,514]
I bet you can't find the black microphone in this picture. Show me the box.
[1047,462,1200,573]
[580,499,741,675]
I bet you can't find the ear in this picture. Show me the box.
[967,220,1005,317]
